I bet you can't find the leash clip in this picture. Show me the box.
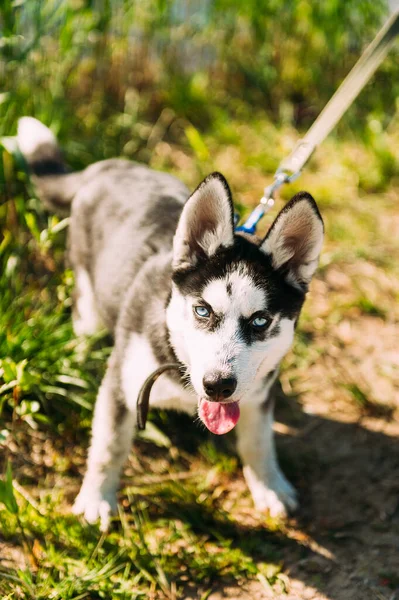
[262,167,301,202]
[235,168,300,235]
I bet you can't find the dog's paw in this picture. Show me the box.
[72,486,117,532]
[245,466,298,518]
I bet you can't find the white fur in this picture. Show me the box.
[73,268,103,336]
[73,360,136,531]
[167,269,295,400]
[202,279,231,313]
[121,333,196,414]
[202,271,266,318]
[17,117,57,158]
[236,375,297,517]
[75,334,197,530]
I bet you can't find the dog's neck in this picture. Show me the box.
[166,286,191,368]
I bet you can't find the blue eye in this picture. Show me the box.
[194,305,210,318]
[251,316,270,329]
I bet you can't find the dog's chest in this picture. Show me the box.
[121,332,197,415]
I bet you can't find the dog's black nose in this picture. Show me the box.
[203,375,237,400]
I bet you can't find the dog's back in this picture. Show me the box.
[18,118,189,330]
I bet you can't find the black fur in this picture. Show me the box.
[173,235,306,325]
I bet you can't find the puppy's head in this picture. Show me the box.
[167,173,323,434]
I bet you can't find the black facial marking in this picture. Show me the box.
[192,301,224,332]
[237,315,279,345]
[226,281,232,296]
[173,235,306,324]
[267,321,281,339]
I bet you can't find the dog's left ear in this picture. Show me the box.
[173,172,234,270]
[261,192,324,290]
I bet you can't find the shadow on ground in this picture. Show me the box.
[143,385,399,600]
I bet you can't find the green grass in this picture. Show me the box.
[1,489,283,599]
[1,2,399,597]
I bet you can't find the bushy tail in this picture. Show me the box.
[17,117,80,215]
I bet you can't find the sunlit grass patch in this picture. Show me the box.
[0,452,293,599]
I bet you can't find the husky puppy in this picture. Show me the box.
[17,117,324,531]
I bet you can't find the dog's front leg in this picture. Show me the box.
[73,353,135,531]
[236,380,298,518]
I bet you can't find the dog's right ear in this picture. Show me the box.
[260,191,324,291]
[172,172,234,270]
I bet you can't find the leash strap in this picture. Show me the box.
[237,8,399,235]
[281,8,399,176]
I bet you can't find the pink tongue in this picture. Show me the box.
[199,399,240,435]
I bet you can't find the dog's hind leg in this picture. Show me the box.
[68,195,104,337]
[72,266,103,336]
[73,352,136,531]
[236,377,298,518]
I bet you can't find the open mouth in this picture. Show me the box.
[198,398,240,435]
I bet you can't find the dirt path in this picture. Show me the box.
[185,399,399,599]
